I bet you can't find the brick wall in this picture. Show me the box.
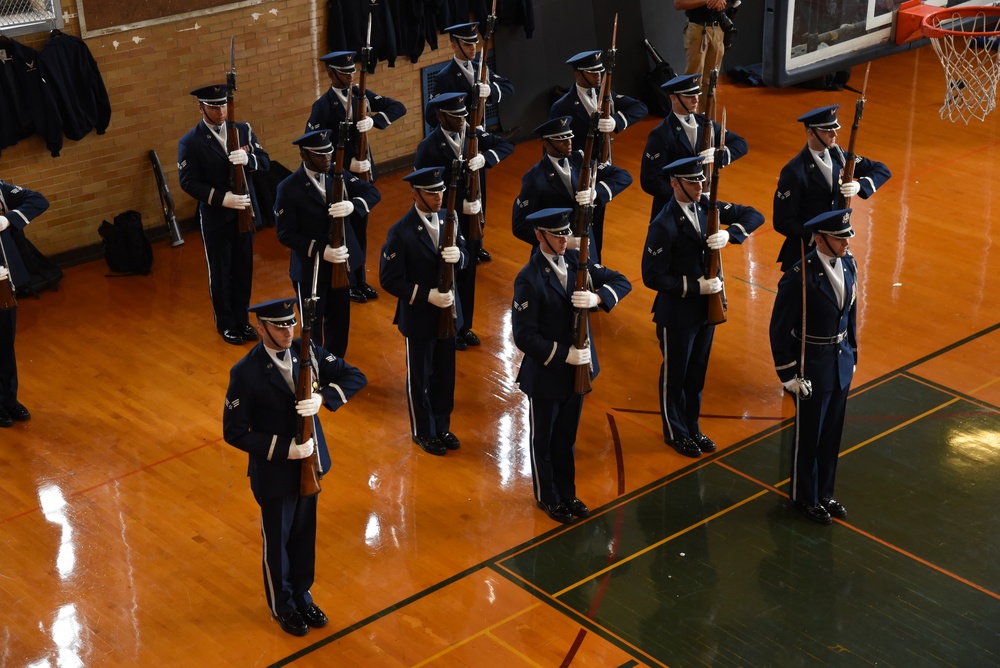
[1,0,452,258]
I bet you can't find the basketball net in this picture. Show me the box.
[924,7,1000,123]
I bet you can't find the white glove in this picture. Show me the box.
[222,192,251,210]
[840,180,861,198]
[350,158,371,173]
[571,290,599,309]
[428,289,454,308]
[575,188,596,206]
[567,236,581,250]
[697,276,723,294]
[566,346,592,366]
[467,153,486,171]
[0,215,9,232]
[699,147,715,166]
[288,437,315,460]
[597,116,615,134]
[355,116,374,133]
[441,245,461,264]
[296,392,323,417]
[783,377,813,399]
[328,200,355,218]
[477,82,491,98]
[228,149,249,166]
[323,245,349,264]
[706,230,730,250]
[0,266,8,281]
[462,199,482,215]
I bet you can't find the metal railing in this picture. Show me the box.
[0,0,62,37]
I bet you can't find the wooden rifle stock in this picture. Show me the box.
[0,212,15,310]
[355,5,374,183]
[328,122,351,290]
[463,5,495,243]
[298,296,322,497]
[699,69,718,186]
[226,37,254,234]
[571,114,599,395]
[705,109,727,325]
[436,160,462,339]
[838,62,869,209]
[149,150,184,247]
[597,14,618,164]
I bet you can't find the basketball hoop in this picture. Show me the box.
[923,6,1000,123]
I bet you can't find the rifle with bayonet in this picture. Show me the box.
[705,109,728,326]
[837,62,871,209]
[0,199,15,310]
[699,69,719,187]
[226,36,255,234]
[437,160,462,339]
[298,258,322,497]
[463,0,497,242]
[328,122,351,290]
[572,113,600,395]
[597,13,618,164]
[149,150,184,247]
[355,1,376,183]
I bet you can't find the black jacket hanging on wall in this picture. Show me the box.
[39,31,112,141]
[0,38,64,158]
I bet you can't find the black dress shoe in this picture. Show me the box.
[7,402,30,422]
[667,436,702,458]
[537,501,573,524]
[241,323,258,341]
[348,288,367,303]
[299,603,328,628]
[360,283,379,300]
[565,498,590,518]
[413,436,447,456]
[220,329,244,345]
[476,247,492,263]
[437,431,461,450]
[0,407,12,428]
[454,335,468,351]
[821,498,848,519]
[273,610,310,636]
[462,330,481,346]
[691,433,716,453]
[796,502,833,525]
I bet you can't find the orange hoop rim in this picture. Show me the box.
[921,6,1000,39]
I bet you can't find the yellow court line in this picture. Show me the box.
[411,601,545,668]
[839,397,960,457]
[554,489,771,598]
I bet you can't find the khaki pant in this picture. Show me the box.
[683,22,725,109]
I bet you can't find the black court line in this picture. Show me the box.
[267,321,1000,666]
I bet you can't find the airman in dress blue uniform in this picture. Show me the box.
[512,116,632,263]
[769,209,858,524]
[642,156,763,458]
[640,73,749,218]
[274,129,381,359]
[178,84,270,345]
[512,208,632,523]
[773,105,891,271]
[379,167,468,456]
[414,92,514,350]
[223,298,367,635]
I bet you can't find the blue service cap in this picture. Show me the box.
[320,51,357,72]
[403,166,447,192]
[248,298,298,327]
[803,208,854,238]
[661,73,702,96]
[798,105,841,130]
[566,50,604,72]
[534,116,574,140]
[445,22,480,43]
[427,92,468,118]
[190,84,229,106]
[292,129,334,153]
[662,155,706,181]
[527,208,573,236]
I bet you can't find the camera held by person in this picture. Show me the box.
[715,0,741,49]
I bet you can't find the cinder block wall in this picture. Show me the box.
[1,0,451,259]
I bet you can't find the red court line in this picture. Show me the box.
[0,438,222,526]
[714,461,1000,602]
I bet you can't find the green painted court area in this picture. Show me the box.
[498,374,1000,667]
